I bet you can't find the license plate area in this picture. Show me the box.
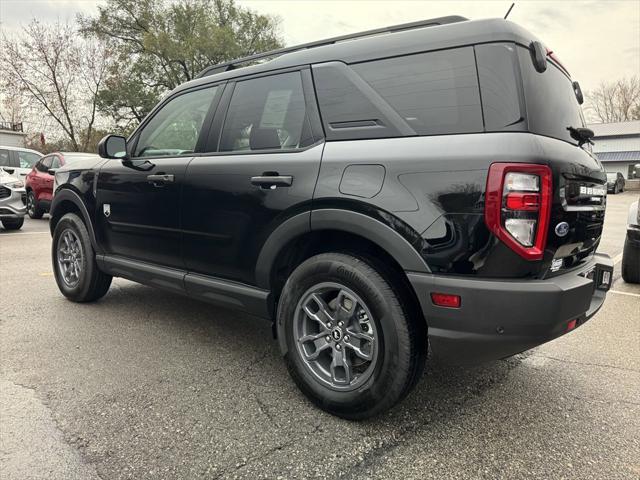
[580,263,613,292]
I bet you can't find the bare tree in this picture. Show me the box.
[0,20,112,151]
[585,76,640,123]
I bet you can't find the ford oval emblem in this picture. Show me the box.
[555,222,570,237]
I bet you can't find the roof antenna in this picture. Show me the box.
[504,2,515,19]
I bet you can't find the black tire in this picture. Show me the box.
[27,191,44,219]
[52,213,112,302]
[277,253,426,420]
[1,217,24,230]
[621,237,640,284]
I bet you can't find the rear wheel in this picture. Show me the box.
[1,217,24,230]
[621,237,640,284]
[277,253,426,419]
[52,213,112,302]
[27,191,44,219]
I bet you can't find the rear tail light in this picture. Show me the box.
[485,163,552,260]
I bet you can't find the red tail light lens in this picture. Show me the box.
[485,163,552,260]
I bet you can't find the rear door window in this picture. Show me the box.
[351,47,483,136]
[0,149,11,167]
[17,151,41,168]
[219,71,313,152]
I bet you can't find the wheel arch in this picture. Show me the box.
[49,188,100,252]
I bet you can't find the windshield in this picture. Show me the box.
[518,46,585,145]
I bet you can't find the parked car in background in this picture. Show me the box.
[0,170,26,230]
[606,172,625,194]
[622,199,639,283]
[49,16,613,419]
[25,152,98,219]
[0,145,43,181]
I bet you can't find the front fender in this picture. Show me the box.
[49,188,101,253]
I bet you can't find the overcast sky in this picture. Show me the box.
[0,0,638,92]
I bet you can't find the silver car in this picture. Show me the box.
[0,170,27,230]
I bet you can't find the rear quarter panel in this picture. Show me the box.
[315,132,602,278]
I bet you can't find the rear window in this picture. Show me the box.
[517,46,585,145]
[352,47,483,136]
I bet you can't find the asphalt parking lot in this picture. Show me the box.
[1,192,639,480]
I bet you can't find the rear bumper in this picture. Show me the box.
[407,253,613,365]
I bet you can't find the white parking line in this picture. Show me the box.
[0,231,50,237]
[609,290,640,298]
[612,252,623,265]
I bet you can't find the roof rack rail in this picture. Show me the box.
[195,15,468,79]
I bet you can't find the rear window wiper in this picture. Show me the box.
[567,126,594,146]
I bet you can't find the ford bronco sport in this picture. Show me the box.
[49,16,613,419]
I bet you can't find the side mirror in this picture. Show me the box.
[529,41,547,73]
[98,134,128,160]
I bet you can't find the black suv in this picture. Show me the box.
[49,16,613,419]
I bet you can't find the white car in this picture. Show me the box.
[0,145,43,180]
[0,170,27,230]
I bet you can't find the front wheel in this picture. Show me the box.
[277,253,426,419]
[27,191,44,219]
[52,213,112,302]
[1,217,24,230]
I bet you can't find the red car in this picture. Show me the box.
[25,152,98,218]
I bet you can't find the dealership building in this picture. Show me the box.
[588,120,640,180]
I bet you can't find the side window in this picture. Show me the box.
[475,43,524,131]
[17,151,41,169]
[219,71,313,152]
[0,149,10,167]
[352,47,483,136]
[37,156,52,172]
[134,86,219,158]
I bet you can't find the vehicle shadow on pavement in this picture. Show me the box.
[4,280,637,479]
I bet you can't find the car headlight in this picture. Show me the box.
[2,180,24,189]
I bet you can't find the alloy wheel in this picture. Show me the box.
[57,229,83,287]
[293,282,379,391]
[27,192,35,217]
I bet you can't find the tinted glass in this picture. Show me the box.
[38,156,52,171]
[0,149,10,167]
[517,46,585,145]
[220,72,312,152]
[313,62,405,141]
[352,47,483,135]
[17,151,40,168]
[135,86,218,157]
[475,43,524,131]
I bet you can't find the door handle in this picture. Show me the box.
[251,175,293,189]
[147,174,174,185]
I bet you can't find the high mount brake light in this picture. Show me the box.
[484,163,552,261]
